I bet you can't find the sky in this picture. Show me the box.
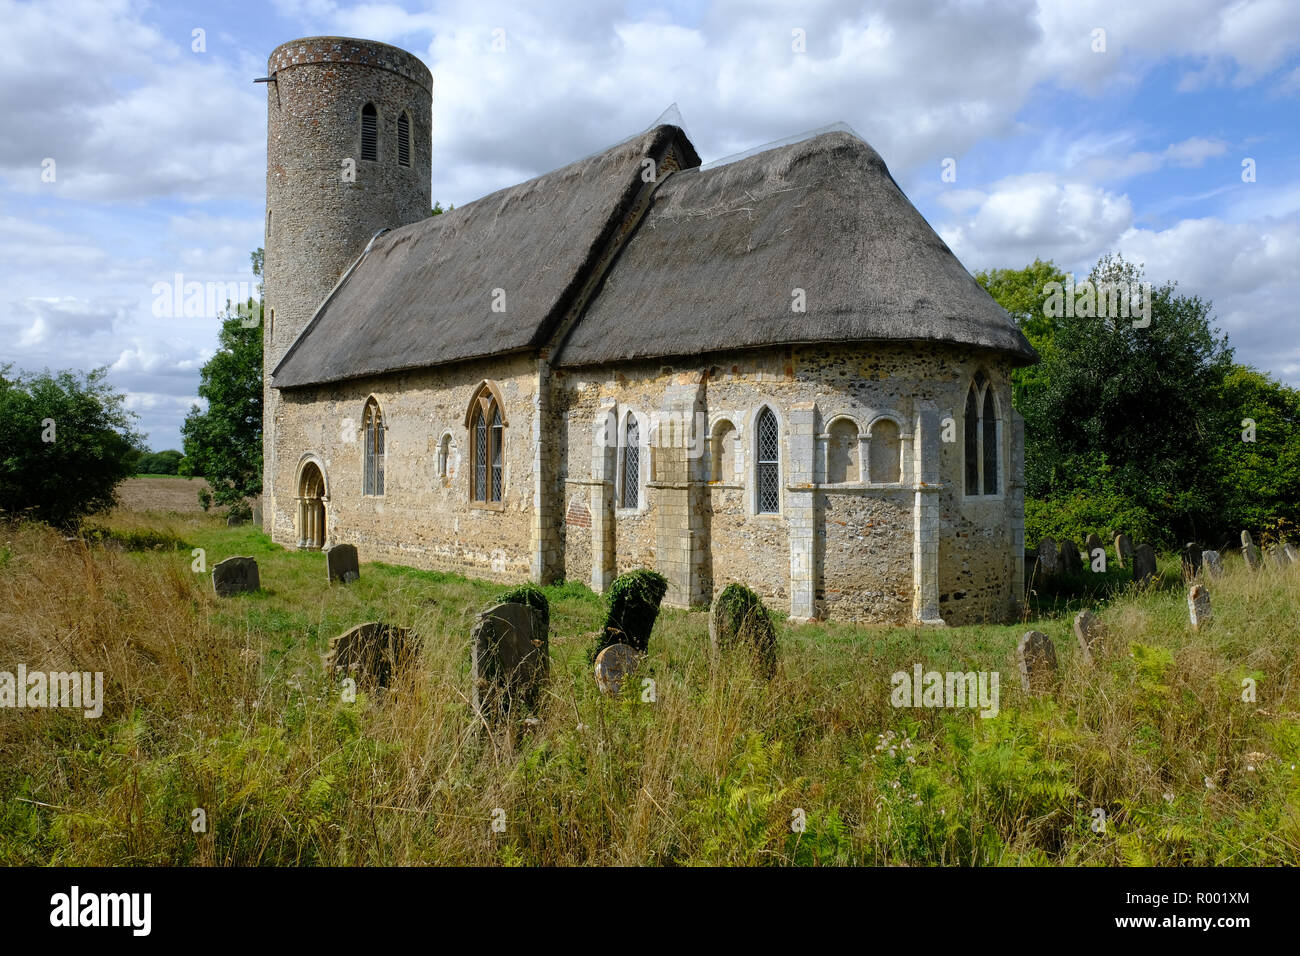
[2,0,1298,451]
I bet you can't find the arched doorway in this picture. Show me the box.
[298,461,326,549]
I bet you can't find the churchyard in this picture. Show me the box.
[1,482,1298,866]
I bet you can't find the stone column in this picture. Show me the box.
[589,400,616,593]
[531,356,562,585]
[653,378,708,608]
[912,404,945,625]
[786,402,818,622]
[296,498,306,549]
[1009,407,1026,618]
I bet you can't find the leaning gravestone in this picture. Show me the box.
[326,621,418,689]
[1037,537,1059,577]
[1114,534,1134,569]
[1132,544,1157,587]
[325,543,360,584]
[1241,530,1256,549]
[594,643,642,697]
[1187,585,1212,631]
[212,556,259,596]
[471,602,548,723]
[1285,544,1300,565]
[595,569,669,656]
[1243,542,1262,571]
[1060,540,1083,575]
[1201,550,1224,579]
[709,583,778,679]
[1073,610,1103,666]
[1017,630,1058,695]
[1181,543,1203,577]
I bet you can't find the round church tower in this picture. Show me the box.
[262,36,431,537]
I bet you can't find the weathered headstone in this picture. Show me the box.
[1284,544,1299,565]
[1017,630,1058,695]
[1114,534,1134,569]
[594,643,643,697]
[1187,585,1211,631]
[596,569,669,656]
[1241,530,1255,550]
[471,602,549,723]
[1073,610,1102,666]
[252,502,263,527]
[1267,545,1287,570]
[1181,543,1203,577]
[226,512,249,527]
[1084,533,1104,566]
[1037,537,1059,576]
[1132,544,1157,586]
[325,543,360,584]
[326,621,418,689]
[1060,539,1083,575]
[211,556,259,596]
[709,584,778,678]
[1201,550,1223,579]
[1243,542,1262,571]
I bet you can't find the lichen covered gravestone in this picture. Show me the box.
[1132,544,1157,586]
[1285,544,1299,565]
[1268,546,1288,570]
[471,602,549,723]
[1084,533,1104,565]
[1201,550,1223,579]
[594,643,643,697]
[1187,585,1211,631]
[1017,630,1058,695]
[1036,537,1059,577]
[212,556,259,596]
[1114,534,1134,569]
[325,543,360,584]
[709,583,778,678]
[326,621,418,689]
[594,569,669,657]
[1242,535,1262,571]
[1059,540,1083,575]
[1073,609,1103,666]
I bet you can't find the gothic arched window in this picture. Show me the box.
[362,398,385,496]
[467,382,506,506]
[396,110,411,167]
[965,372,1000,496]
[756,407,780,514]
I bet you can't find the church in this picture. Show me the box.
[260,36,1036,625]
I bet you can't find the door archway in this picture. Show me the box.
[298,460,327,549]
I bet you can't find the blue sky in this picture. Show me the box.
[3,0,1298,450]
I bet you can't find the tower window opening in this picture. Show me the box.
[397,111,411,167]
[360,103,378,162]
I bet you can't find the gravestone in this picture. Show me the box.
[1243,542,1262,571]
[1187,585,1211,631]
[252,502,263,527]
[326,621,418,689]
[594,643,643,697]
[325,543,360,584]
[211,556,259,596]
[1114,534,1134,569]
[1241,530,1255,550]
[1017,630,1058,695]
[1268,546,1287,570]
[1073,610,1102,666]
[471,602,549,723]
[1132,544,1157,586]
[1060,540,1083,575]
[1084,533,1104,567]
[596,569,669,656]
[709,584,778,679]
[1181,543,1203,577]
[1036,537,1059,577]
[226,512,249,527]
[1201,550,1224,579]
[1285,544,1299,565]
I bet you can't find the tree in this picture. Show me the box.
[0,365,142,528]
[137,449,185,475]
[974,258,1068,409]
[1214,365,1300,536]
[1017,253,1235,546]
[179,249,263,510]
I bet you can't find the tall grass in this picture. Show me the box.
[1,511,1297,865]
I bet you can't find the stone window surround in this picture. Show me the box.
[435,430,455,481]
[358,101,379,162]
[705,414,742,487]
[816,411,909,489]
[961,370,1006,503]
[294,453,330,551]
[614,404,649,516]
[465,379,508,512]
[361,395,385,497]
[749,403,784,517]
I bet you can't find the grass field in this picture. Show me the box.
[1,480,1297,865]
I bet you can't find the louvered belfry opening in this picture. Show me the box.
[360,103,378,161]
[397,111,411,167]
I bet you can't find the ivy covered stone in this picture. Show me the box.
[709,583,777,678]
[595,569,668,657]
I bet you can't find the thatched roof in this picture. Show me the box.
[273,125,1034,389]
[272,125,700,388]
[553,130,1036,367]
